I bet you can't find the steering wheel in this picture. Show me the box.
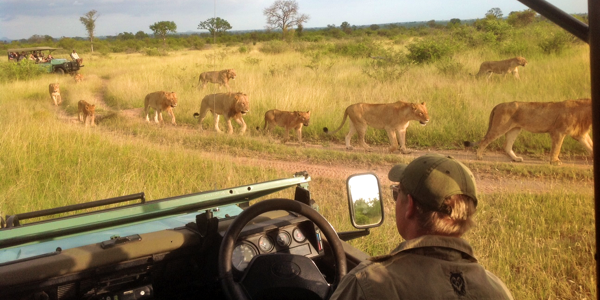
[218,199,347,300]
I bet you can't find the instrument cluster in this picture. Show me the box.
[231,223,321,272]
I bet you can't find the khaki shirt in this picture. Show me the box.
[330,235,513,300]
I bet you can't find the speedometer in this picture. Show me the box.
[232,243,257,272]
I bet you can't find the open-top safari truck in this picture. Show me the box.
[0,0,599,299]
[7,47,82,75]
[0,171,384,300]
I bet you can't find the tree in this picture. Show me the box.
[118,32,135,40]
[150,21,177,47]
[263,0,310,40]
[448,18,461,28]
[135,31,149,39]
[340,21,352,34]
[486,7,503,19]
[80,10,99,52]
[369,24,380,31]
[296,24,304,37]
[197,17,232,37]
[507,9,536,27]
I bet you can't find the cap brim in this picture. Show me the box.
[388,164,408,182]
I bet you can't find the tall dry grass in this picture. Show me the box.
[0,41,594,299]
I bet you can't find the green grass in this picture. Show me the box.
[0,40,595,299]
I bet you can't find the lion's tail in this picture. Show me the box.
[323,110,349,135]
[463,104,497,148]
[193,112,200,119]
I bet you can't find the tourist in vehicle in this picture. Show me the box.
[71,49,83,66]
[330,153,514,300]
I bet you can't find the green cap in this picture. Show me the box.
[388,153,478,211]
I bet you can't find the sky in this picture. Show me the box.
[0,0,589,41]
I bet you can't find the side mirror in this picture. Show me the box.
[346,173,384,229]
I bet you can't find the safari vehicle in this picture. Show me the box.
[0,171,384,300]
[1,1,599,300]
[7,47,82,75]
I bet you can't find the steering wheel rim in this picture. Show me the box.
[218,199,347,300]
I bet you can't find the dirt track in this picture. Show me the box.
[58,82,594,196]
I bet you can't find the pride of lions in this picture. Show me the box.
[47,56,594,165]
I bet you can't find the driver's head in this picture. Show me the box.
[389,154,478,237]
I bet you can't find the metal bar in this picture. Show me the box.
[13,192,145,221]
[517,0,589,42]
[0,175,311,249]
[516,0,597,296]
[588,0,600,298]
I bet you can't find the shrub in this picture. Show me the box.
[499,40,530,56]
[144,48,167,56]
[0,60,45,82]
[238,45,249,54]
[435,58,465,76]
[538,32,572,54]
[362,48,412,82]
[244,57,261,65]
[406,38,458,64]
[259,41,290,54]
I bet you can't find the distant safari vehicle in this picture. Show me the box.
[7,47,82,75]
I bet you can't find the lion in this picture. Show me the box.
[144,91,178,125]
[197,69,237,91]
[193,92,250,134]
[463,99,593,165]
[48,83,62,106]
[476,56,527,80]
[73,73,84,83]
[323,101,429,153]
[260,110,311,145]
[77,100,96,127]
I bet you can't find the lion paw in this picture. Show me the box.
[513,157,524,162]
[551,160,562,166]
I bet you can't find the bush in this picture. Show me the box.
[538,32,572,54]
[0,60,45,82]
[238,45,249,54]
[259,41,290,54]
[499,40,530,56]
[330,39,378,58]
[144,48,168,56]
[435,58,465,76]
[362,48,412,82]
[406,38,458,64]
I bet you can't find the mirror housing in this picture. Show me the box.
[346,173,384,229]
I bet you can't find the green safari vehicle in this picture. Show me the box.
[7,47,82,75]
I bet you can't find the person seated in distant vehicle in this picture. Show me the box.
[45,53,54,62]
[8,52,16,61]
[70,50,84,66]
[28,53,35,61]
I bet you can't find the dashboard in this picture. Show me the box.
[231,220,323,274]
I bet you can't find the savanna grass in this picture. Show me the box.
[0,38,594,299]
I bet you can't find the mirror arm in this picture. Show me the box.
[337,229,370,241]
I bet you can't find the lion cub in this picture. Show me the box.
[48,83,62,106]
[261,109,311,145]
[73,73,84,83]
[78,100,96,127]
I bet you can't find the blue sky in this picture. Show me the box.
[0,0,588,40]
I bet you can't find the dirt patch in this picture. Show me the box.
[55,80,593,196]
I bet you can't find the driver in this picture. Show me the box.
[330,153,513,300]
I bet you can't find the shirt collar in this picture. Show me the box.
[371,235,477,262]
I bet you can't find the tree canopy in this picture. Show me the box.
[197,17,232,37]
[80,10,99,52]
[263,0,309,40]
[150,21,177,47]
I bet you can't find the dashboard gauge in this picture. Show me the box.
[232,243,257,272]
[292,228,306,243]
[276,231,291,247]
[258,235,274,252]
